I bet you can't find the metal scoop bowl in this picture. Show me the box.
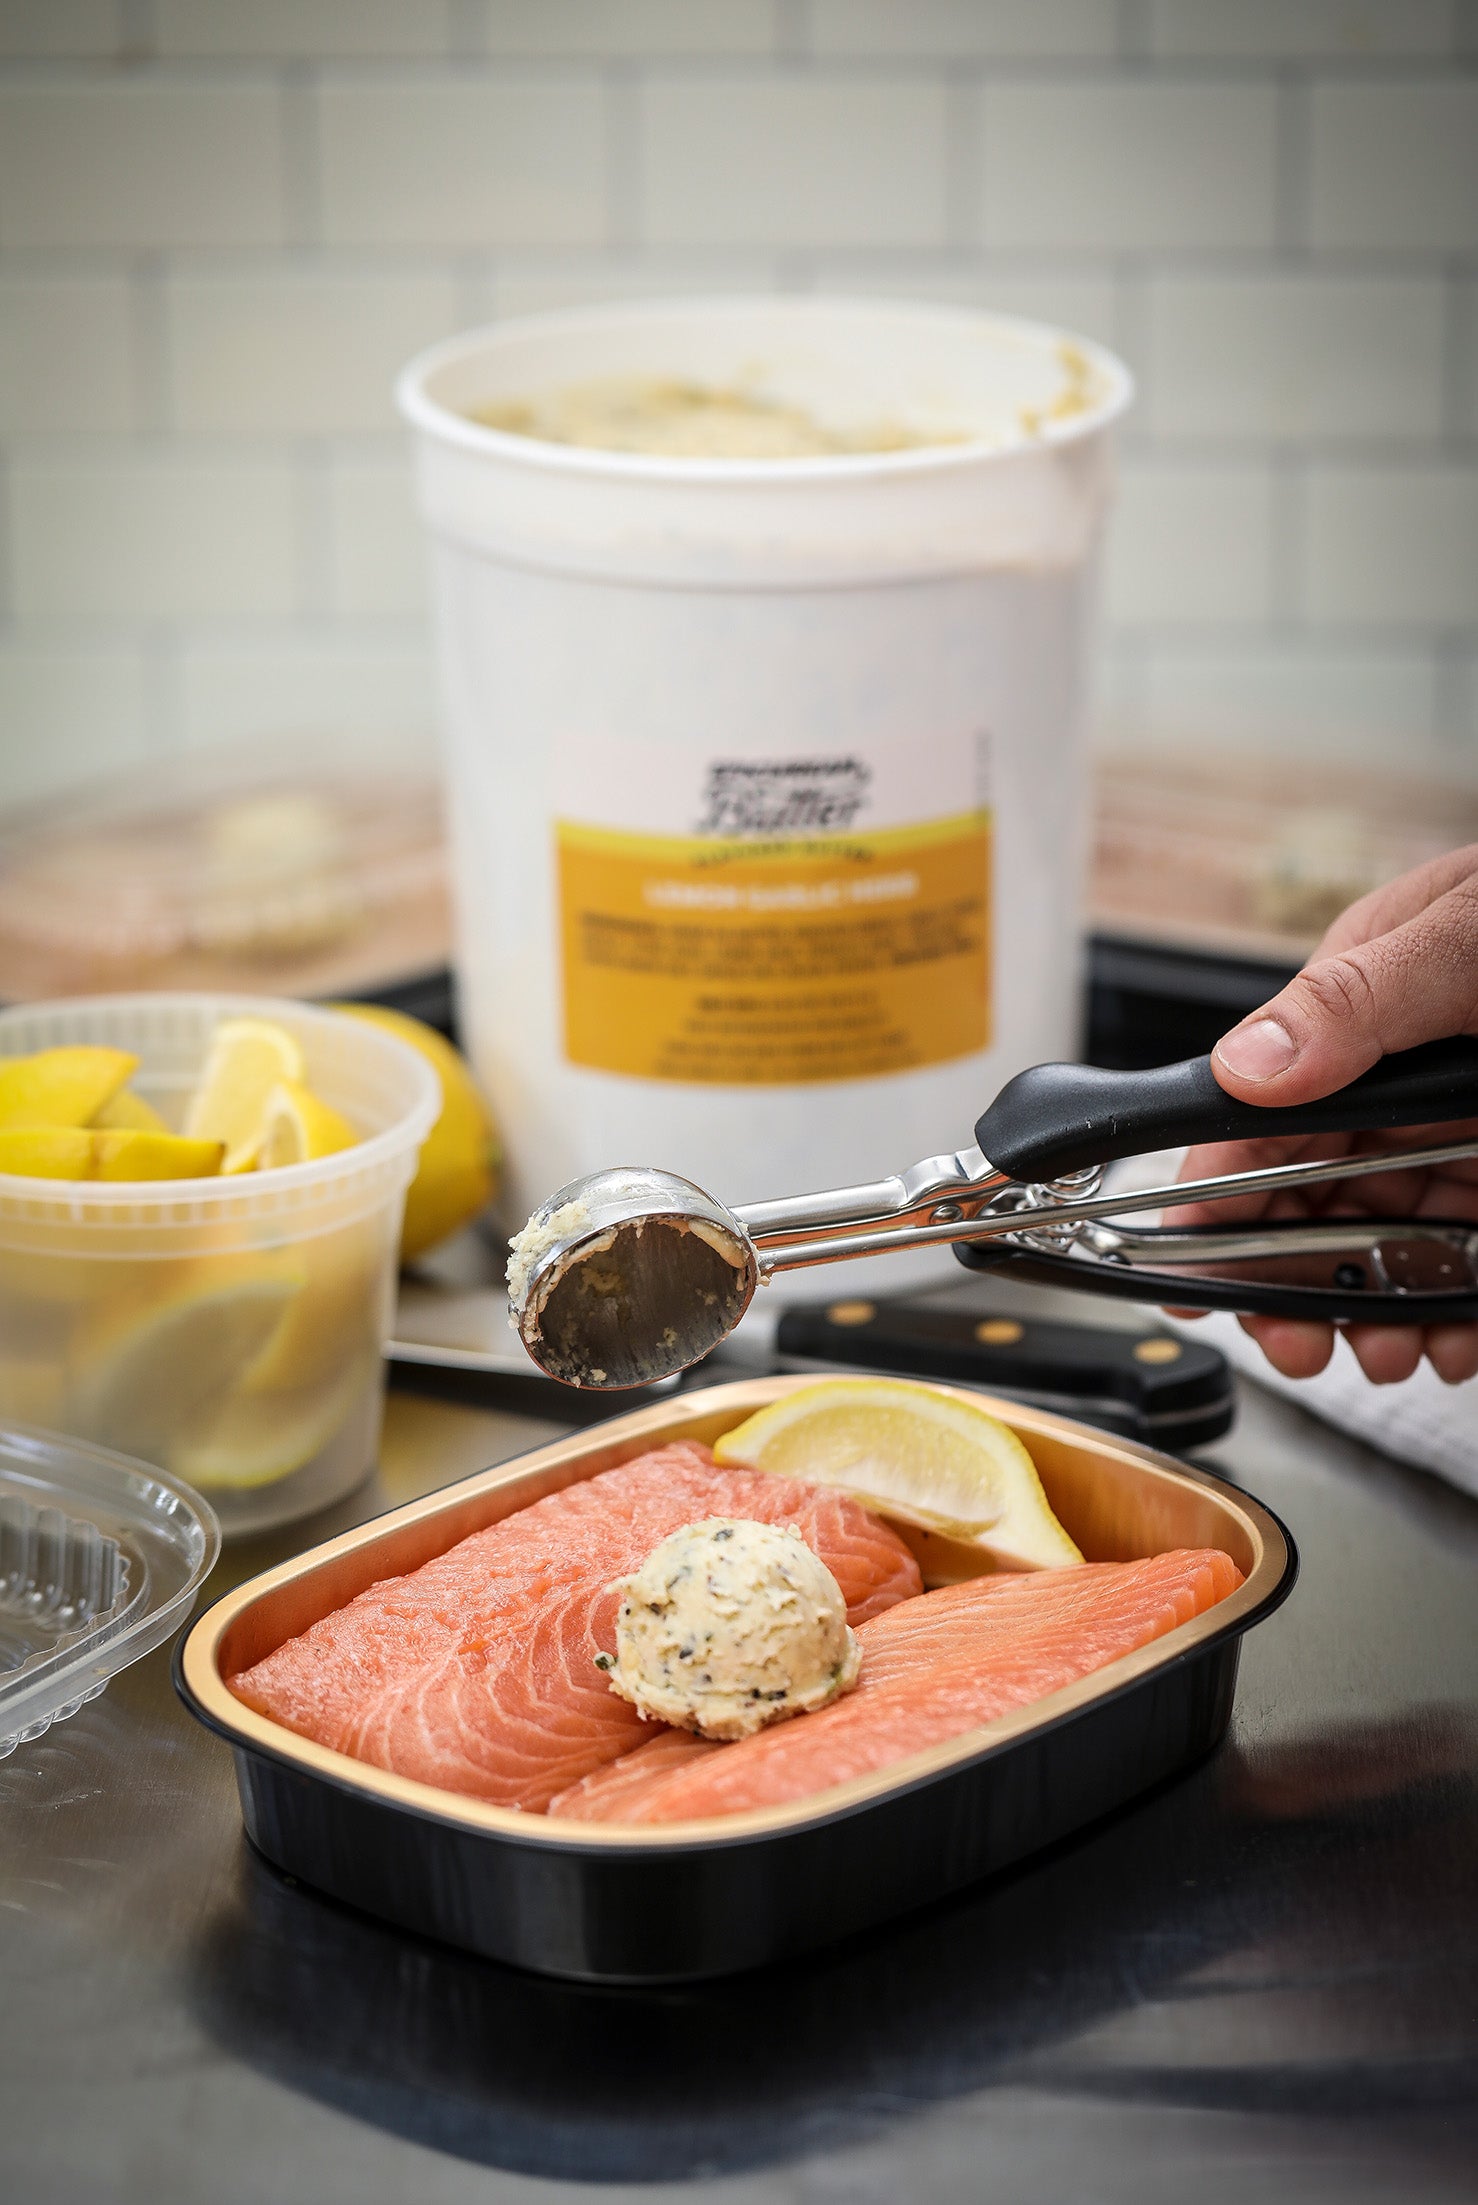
[508,1167,758,1389]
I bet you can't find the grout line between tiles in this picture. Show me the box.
[943,72,981,255]
[294,441,334,621]
[1441,263,1475,446]
[1273,68,1311,260]
[128,251,171,435]
[605,61,643,252]
[117,0,154,67]
[449,0,488,62]
[777,0,810,67]
[281,61,322,250]
[142,624,181,757]
[1433,635,1471,748]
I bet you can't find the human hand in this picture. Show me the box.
[1165,842,1478,1386]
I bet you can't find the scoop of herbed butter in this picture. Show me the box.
[602,1517,861,1742]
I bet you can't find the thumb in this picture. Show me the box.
[1212,878,1478,1106]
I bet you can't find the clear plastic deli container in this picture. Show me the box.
[0,996,438,1538]
[0,1419,219,1757]
[399,298,1131,1291]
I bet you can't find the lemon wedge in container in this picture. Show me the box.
[0,1127,222,1180]
[183,1017,305,1173]
[0,1045,137,1129]
[91,1131,224,1180]
[92,1087,168,1133]
[258,1080,358,1167]
[0,1127,96,1179]
[171,1356,372,1491]
[69,1262,303,1463]
[714,1378,1084,1572]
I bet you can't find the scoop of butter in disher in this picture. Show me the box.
[506,1166,757,1387]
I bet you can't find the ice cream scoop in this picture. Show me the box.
[510,1044,1478,1389]
[603,1518,861,1742]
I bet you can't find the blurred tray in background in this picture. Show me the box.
[1086,747,1478,1067]
[1092,746,1477,966]
[0,733,451,1008]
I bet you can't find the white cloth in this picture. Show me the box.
[1104,1151,1478,1498]
[1170,1308,1478,1500]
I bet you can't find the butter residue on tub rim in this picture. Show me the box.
[465,347,1106,462]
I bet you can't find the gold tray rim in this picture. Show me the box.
[179,1376,1291,1849]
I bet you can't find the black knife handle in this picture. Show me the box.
[773,1297,1234,1451]
[976,1037,1478,1183]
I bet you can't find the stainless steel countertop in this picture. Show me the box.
[4,1371,1477,2204]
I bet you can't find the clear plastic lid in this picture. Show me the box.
[0,730,451,1005]
[0,1421,219,1757]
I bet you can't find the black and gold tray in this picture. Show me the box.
[175,1377,1295,1984]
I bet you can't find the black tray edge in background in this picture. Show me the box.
[1087,934,1299,1071]
[328,965,457,1039]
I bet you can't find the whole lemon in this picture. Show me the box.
[335,1004,500,1262]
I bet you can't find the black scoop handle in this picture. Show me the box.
[976,1037,1478,1183]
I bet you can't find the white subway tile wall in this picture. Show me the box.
[0,0,1473,807]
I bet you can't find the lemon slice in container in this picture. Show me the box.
[714,1377,1084,1571]
[171,1356,370,1491]
[92,1087,168,1133]
[0,1127,95,1179]
[183,1018,305,1173]
[70,1262,303,1462]
[0,1046,137,1129]
[0,1127,222,1180]
[91,1131,224,1180]
[239,1216,382,1395]
[257,1080,358,1167]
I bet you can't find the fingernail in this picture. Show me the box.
[1216,1017,1299,1082]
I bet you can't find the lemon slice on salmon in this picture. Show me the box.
[257,1080,358,1168]
[714,1378,1083,1571]
[0,1046,137,1130]
[183,1018,305,1173]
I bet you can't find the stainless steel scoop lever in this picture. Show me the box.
[508,1038,1478,1389]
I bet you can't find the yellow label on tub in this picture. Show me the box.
[557,811,991,1086]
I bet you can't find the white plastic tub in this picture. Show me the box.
[399,298,1131,1284]
[0,996,438,1537]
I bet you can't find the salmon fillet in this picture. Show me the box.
[227,1441,921,1811]
[548,1547,1244,1825]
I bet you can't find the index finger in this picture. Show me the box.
[1315,841,1478,958]
[1163,1129,1346,1229]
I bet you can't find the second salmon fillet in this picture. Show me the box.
[549,1547,1244,1824]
